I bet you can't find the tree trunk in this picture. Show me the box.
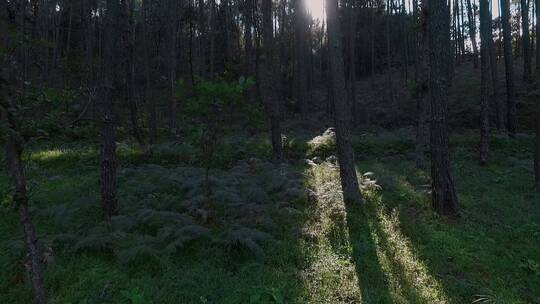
[535,93,540,191]
[536,0,540,72]
[1,66,47,304]
[100,0,119,219]
[480,0,491,165]
[168,0,178,131]
[243,0,256,103]
[347,0,358,125]
[501,0,517,136]
[490,27,504,131]
[428,0,459,216]
[142,0,158,145]
[522,0,532,81]
[294,0,309,114]
[385,0,394,105]
[125,0,143,147]
[326,0,363,205]
[261,0,284,163]
[414,0,430,168]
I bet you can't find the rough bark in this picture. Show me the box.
[521,0,532,82]
[428,0,459,216]
[480,0,491,165]
[414,0,430,168]
[294,0,309,114]
[168,0,179,131]
[326,0,363,205]
[490,30,504,131]
[142,0,157,145]
[536,0,540,72]
[261,0,284,163]
[100,0,120,219]
[501,0,517,136]
[125,0,143,147]
[535,94,540,191]
[347,0,358,125]
[1,66,47,304]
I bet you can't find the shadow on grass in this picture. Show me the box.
[341,201,394,303]
[339,162,451,303]
[366,154,540,303]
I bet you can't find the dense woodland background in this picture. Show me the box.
[1,0,540,303]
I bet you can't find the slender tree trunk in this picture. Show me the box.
[466,0,480,67]
[326,0,363,205]
[536,0,540,72]
[385,0,394,105]
[126,0,143,146]
[198,0,207,77]
[142,0,157,145]
[100,0,119,219]
[1,70,48,304]
[535,93,540,191]
[490,27,504,131]
[243,0,255,102]
[294,0,309,114]
[261,0,284,163]
[501,0,517,136]
[209,0,216,78]
[480,0,491,165]
[415,0,430,168]
[428,0,459,216]
[5,139,48,304]
[347,0,358,125]
[522,0,532,81]
[168,0,178,131]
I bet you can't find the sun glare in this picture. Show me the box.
[305,0,325,21]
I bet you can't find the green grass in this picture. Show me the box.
[1,131,539,303]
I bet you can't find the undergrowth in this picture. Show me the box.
[1,131,539,303]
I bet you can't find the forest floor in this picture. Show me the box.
[1,128,539,303]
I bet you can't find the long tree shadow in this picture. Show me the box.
[341,164,451,303]
[341,201,394,303]
[361,145,540,303]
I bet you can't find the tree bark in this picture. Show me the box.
[294,0,309,114]
[100,0,119,219]
[490,26,504,131]
[521,0,532,82]
[480,0,491,165]
[414,0,430,168]
[142,0,158,145]
[347,0,358,125]
[168,0,179,131]
[1,65,47,304]
[261,0,284,163]
[326,0,363,205]
[535,93,540,191]
[428,0,459,216]
[125,0,144,147]
[501,0,517,136]
[536,0,540,72]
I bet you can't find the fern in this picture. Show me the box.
[216,227,273,258]
[72,226,115,252]
[162,225,211,255]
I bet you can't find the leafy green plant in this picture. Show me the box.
[179,77,261,194]
[120,287,153,304]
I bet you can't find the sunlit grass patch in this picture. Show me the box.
[301,162,363,303]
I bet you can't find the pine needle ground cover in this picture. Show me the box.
[1,132,539,303]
